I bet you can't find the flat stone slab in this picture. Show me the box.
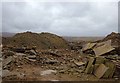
[94,64,108,79]
[82,43,96,51]
[85,57,94,74]
[15,53,26,56]
[74,61,85,66]
[2,56,13,67]
[25,57,36,62]
[93,40,115,56]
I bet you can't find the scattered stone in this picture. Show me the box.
[49,52,61,57]
[103,61,116,78]
[95,57,106,64]
[94,64,108,79]
[2,70,14,77]
[2,51,14,58]
[25,50,37,55]
[82,43,96,52]
[45,59,59,64]
[74,61,85,66]
[59,70,66,73]
[2,56,13,67]
[25,57,36,62]
[85,57,94,74]
[1,32,120,80]
[40,70,57,76]
[15,53,26,56]
[87,65,94,74]
[93,40,115,56]
[93,64,99,73]
[17,73,26,79]
[27,55,36,59]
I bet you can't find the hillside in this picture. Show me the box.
[103,32,120,47]
[2,31,70,49]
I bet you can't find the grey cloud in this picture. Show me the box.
[118,1,120,32]
[2,2,118,36]
[0,2,2,33]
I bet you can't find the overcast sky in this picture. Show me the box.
[2,1,118,36]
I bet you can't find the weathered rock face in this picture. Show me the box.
[2,32,70,50]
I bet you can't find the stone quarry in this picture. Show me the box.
[0,32,120,82]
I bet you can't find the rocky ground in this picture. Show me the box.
[1,32,120,82]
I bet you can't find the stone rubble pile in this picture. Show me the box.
[1,32,120,81]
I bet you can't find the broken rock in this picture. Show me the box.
[40,70,57,76]
[25,57,36,62]
[82,43,96,52]
[93,64,100,74]
[74,61,85,66]
[27,55,36,59]
[45,59,59,64]
[2,56,13,67]
[15,53,26,56]
[94,64,108,79]
[84,57,94,74]
[2,70,13,77]
[25,50,37,55]
[93,40,115,56]
[95,57,106,64]
[103,61,116,78]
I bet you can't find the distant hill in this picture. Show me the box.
[63,36,104,42]
[1,32,16,37]
[2,31,70,50]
